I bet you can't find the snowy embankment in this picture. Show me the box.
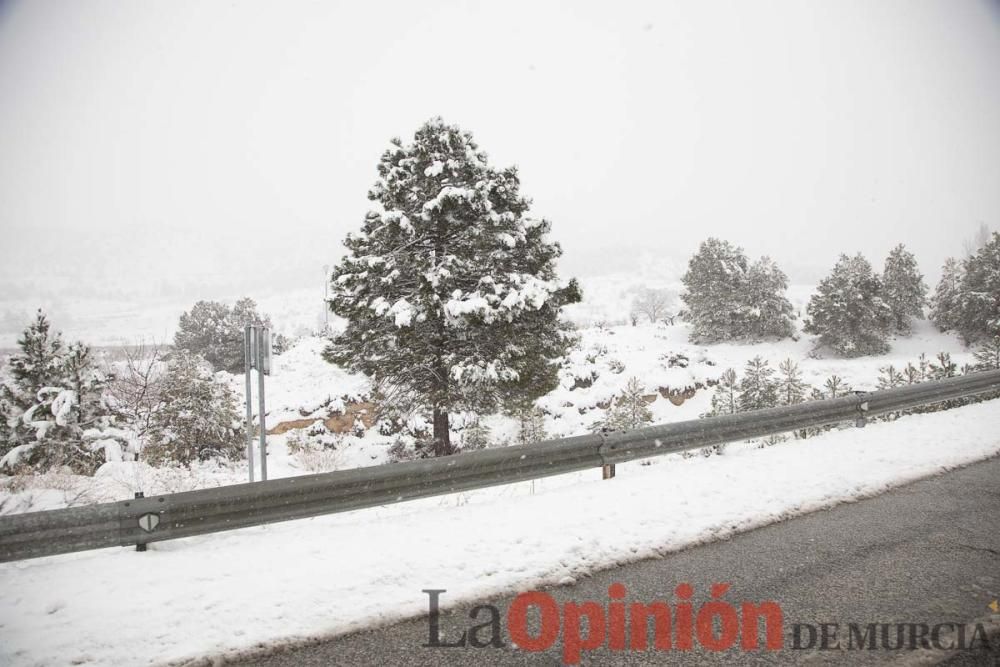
[1,399,999,666]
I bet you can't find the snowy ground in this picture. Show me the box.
[1,399,998,666]
[0,311,978,515]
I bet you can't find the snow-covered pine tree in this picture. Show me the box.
[324,119,580,456]
[803,254,893,357]
[596,377,654,432]
[929,351,958,379]
[227,298,272,369]
[881,244,927,334]
[143,351,244,466]
[738,357,778,412]
[681,240,795,343]
[7,310,65,412]
[877,364,905,390]
[460,415,491,451]
[681,238,749,343]
[930,257,964,333]
[776,359,807,406]
[513,405,547,446]
[973,335,1000,370]
[174,300,232,371]
[707,368,739,417]
[810,374,852,400]
[903,362,922,384]
[744,257,796,340]
[954,232,1000,344]
[174,298,274,373]
[62,342,107,430]
[0,319,122,474]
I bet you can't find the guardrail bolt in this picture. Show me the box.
[134,492,147,552]
[602,464,616,479]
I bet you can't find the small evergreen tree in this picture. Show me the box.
[143,351,245,466]
[7,310,65,412]
[803,254,893,357]
[930,257,964,333]
[811,374,852,400]
[460,416,491,451]
[681,238,750,343]
[0,315,122,474]
[973,335,1000,370]
[738,357,778,412]
[682,240,795,343]
[707,368,739,416]
[595,377,653,432]
[881,244,927,334]
[929,351,957,379]
[876,364,905,390]
[513,406,548,445]
[776,359,807,406]
[954,232,1000,344]
[744,258,796,339]
[174,298,273,373]
[324,118,580,456]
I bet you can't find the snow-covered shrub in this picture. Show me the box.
[142,351,244,466]
[803,254,892,357]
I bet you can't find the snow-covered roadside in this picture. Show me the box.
[2,400,999,666]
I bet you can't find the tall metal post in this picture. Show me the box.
[244,325,255,482]
[323,264,330,330]
[256,327,268,481]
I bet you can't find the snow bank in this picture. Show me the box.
[1,399,998,666]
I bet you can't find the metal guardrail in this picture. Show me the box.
[2,369,999,563]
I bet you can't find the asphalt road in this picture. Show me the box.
[233,456,1000,666]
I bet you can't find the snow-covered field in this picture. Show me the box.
[1,399,998,666]
[0,310,977,516]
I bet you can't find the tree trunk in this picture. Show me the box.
[432,408,453,456]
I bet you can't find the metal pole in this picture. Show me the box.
[257,327,268,481]
[244,325,255,483]
[323,264,330,330]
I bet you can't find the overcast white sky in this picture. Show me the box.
[1,0,998,301]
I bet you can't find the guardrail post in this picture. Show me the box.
[854,392,870,428]
[602,464,616,479]
[134,492,147,552]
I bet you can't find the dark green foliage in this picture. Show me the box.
[681,239,794,343]
[324,118,580,455]
[174,298,272,372]
[777,359,807,406]
[593,377,653,432]
[144,351,245,466]
[804,254,893,357]
[953,232,1000,344]
[737,357,778,412]
[881,244,927,334]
